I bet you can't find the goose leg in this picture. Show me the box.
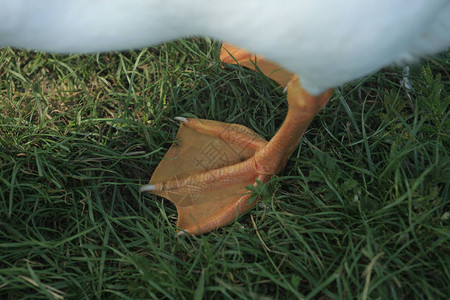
[141,44,332,235]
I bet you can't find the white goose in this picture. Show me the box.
[2,0,449,234]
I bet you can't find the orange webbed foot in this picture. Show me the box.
[141,43,332,235]
[142,118,270,235]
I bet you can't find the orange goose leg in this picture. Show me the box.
[141,43,332,235]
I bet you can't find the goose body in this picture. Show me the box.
[1,0,449,94]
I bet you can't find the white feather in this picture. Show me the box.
[1,0,449,94]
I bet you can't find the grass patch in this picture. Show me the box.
[0,39,448,299]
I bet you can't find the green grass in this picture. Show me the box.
[0,39,449,299]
